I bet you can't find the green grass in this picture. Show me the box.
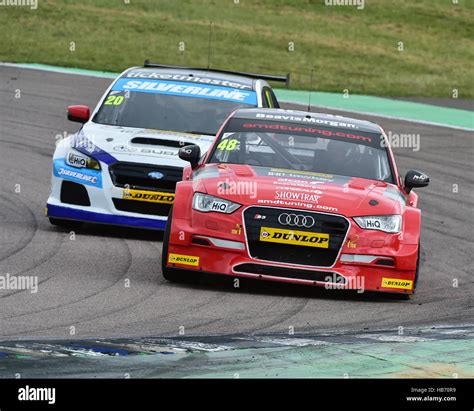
[1,0,473,97]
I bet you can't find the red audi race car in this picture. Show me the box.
[162,108,430,297]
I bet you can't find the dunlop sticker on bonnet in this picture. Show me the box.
[381,277,413,290]
[259,227,329,248]
[123,189,175,204]
[168,253,200,266]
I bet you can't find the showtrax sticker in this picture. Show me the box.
[276,191,320,203]
[259,227,329,248]
[274,184,323,195]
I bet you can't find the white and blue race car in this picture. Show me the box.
[46,61,288,230]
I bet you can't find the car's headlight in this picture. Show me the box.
[353,215,402,233]
[192,193,241,214]
[66,151,100,170]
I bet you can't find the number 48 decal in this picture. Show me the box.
[217,139,238,151]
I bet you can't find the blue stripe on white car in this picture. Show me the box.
[72,132,118,165]
[112,79,258,105]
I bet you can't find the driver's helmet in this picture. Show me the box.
[326,139,350,159]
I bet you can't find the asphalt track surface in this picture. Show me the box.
[0,66,472,342]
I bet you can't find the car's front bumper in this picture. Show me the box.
[46,158,171,230]
[46,203,167,230]
[165,212,419,295]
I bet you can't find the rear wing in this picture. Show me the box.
[143,60,290,87]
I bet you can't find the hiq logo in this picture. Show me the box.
[365,219,381,229]
[211,201,228,212]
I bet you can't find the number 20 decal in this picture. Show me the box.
[105,95,125,105]
[217,139,238,151]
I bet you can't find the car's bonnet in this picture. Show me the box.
[72,122,215,167]
[194,163,406,217]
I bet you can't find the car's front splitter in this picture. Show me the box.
[164,242,417,295]
[46,203,167,230]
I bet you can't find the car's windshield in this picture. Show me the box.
[209,118,394,182]
[93,78,257,135]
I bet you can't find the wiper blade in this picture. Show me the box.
[184,130,213,136]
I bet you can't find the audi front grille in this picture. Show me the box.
[243,206,349,267]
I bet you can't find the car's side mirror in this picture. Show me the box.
[404,170,429,193]
[179,144,201,169]
[67,105,90,123]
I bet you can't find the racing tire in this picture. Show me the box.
[161,207,198,283]
[49,217,83,230]
[412,242,421,293]
[389,242,420,300]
